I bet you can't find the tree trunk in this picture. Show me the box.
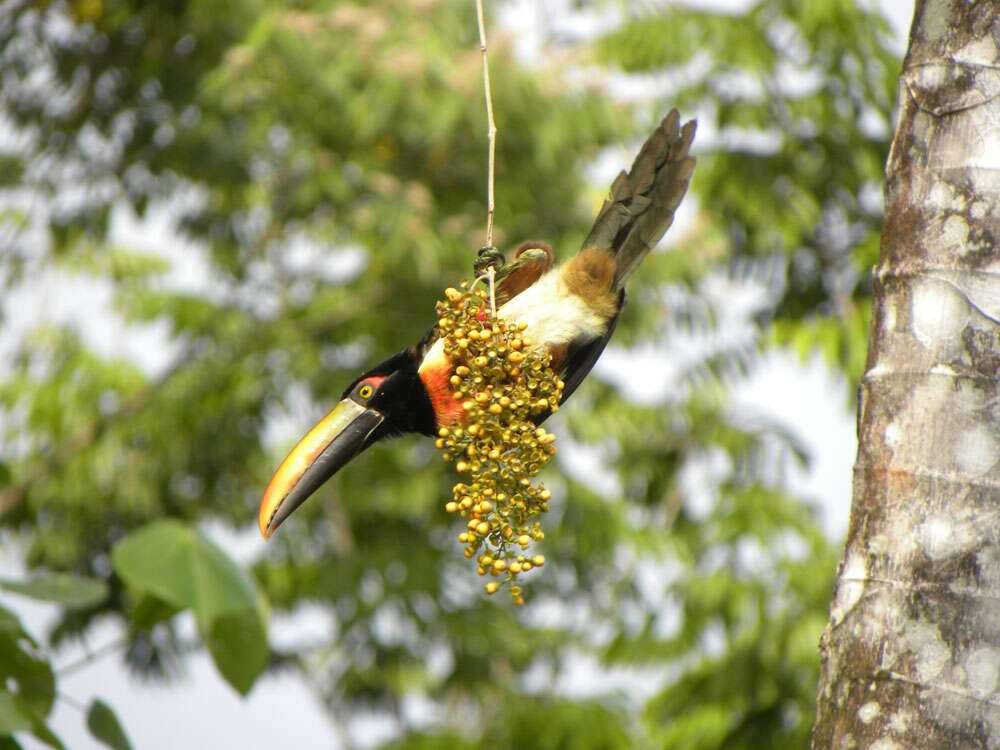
[813,2,1000,747]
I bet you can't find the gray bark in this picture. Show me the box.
[812,2,1000,748]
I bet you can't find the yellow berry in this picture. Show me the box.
[532,555,546,567]
[435,294,560,599]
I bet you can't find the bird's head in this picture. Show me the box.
[258,349,436,538]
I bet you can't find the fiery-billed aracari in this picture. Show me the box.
[259,110,696,538]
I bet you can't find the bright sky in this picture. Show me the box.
[6,1,914,748]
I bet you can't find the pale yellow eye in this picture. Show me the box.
[359,384,374,399]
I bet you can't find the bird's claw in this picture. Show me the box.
[474,245,505,276]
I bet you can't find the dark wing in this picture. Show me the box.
[413,321,442,362]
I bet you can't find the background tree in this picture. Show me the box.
[814,2,1000,746]
[0,0,897,747]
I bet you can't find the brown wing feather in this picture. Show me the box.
[581,109,697,289]
[494,243,552,307]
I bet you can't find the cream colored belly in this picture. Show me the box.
[496,270,608,347]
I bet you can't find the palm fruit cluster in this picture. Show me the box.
[434,281,563,603]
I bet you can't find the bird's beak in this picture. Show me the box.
[258,399,384,539]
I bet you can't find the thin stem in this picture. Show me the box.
[486,265,497,318]
[471,265,498,318]
[476,0,497,247]
[57,636,128,677]
[57,690,87,712]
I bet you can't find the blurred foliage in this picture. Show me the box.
[0,0,897,747]
[111,519,268,694]
[85,698,133,750]
[599,0,895,380]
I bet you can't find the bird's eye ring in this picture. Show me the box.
[359,384,374,399]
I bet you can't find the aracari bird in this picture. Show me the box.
[259,110,696,538]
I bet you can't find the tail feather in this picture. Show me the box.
[581,109,697,289]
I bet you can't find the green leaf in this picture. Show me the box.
[0,692,63,750]
[111,520,269,693]
[0,693,33,736]
[199,606,269,696]
[0,575,108,608]
[0,606,33,645]
[128,594,182,631]
[0,605,55,720]
[111,520,256,619]
[86,699,133,750]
